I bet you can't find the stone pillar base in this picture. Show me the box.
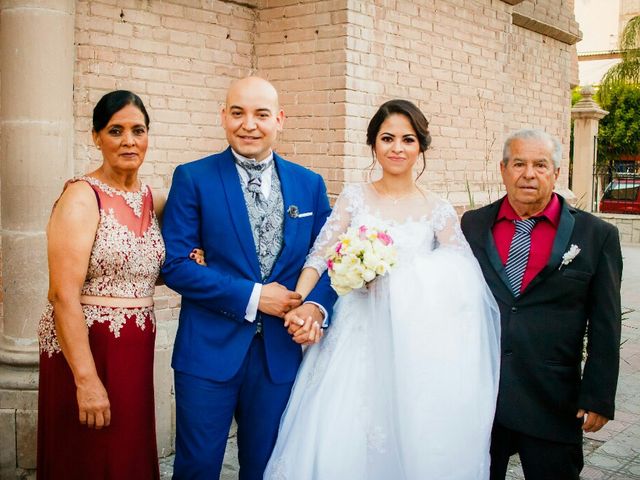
[0,362,38,480]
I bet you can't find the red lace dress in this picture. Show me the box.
[37,177,165,480]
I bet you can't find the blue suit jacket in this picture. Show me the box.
[161,147,336,384]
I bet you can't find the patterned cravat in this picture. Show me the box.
[505,218,538,297]
[234,155,273,204]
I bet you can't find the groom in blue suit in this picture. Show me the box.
[161,77,337,479]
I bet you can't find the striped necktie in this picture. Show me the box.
[505,218,538,297]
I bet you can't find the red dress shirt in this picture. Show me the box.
[492,194,561,293]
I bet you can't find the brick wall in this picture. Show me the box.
[514,0,581,39]
[74,0,257,191]
[620,0,640,36]
[255,0,351,194]
[74,0,257,318]
[256,0,579,206]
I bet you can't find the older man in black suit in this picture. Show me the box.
[461,129,623,480]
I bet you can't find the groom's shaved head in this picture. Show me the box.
[221,76,284,161]
[225,76,280,111]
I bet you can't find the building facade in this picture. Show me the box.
[0,0,580,476]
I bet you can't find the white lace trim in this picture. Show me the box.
[304,183,362,276]
[430,198,473,254]
[303,183,472,276]
[38,303,156,357]
[78,175,148,218]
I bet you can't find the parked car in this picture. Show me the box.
[599,175,640,214]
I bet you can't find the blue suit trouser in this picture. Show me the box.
[173,336,295,480]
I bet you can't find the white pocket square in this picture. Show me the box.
[297,212,313,218]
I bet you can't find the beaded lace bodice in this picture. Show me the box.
[304,183,472,275]
[38,177,165,356]
[79,176,165,298]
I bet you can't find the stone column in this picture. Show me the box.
[0,0,75,477]
[571,86,609,212]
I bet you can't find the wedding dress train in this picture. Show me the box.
[265,184,501,480]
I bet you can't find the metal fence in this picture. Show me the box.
[593,161,640,214]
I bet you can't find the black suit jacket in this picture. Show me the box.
[461,195,622,444]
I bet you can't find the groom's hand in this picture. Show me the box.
[259,282,302,318]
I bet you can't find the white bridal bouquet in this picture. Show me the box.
[325,225,397,295]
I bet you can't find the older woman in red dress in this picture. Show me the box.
[37,90,164,479]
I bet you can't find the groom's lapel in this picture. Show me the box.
[268,154,299,280]
[218,147,261,279]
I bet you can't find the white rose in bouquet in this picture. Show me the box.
[325,225,397,295]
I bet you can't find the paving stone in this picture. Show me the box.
[580,465,615,479]
[586,453,626,469]
[598,441,638,458]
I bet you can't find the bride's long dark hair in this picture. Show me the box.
[366,99,432,180]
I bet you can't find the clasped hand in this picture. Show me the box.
[259,284,323,344]
[284,303,324,346]
[189,249,322,345]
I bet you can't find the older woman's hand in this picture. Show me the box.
[189,248,207,266]
[76,376,111,429]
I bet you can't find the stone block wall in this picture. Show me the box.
[599,213,640,245]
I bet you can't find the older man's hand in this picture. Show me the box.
[577,409,609,433]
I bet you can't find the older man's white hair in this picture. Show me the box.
[502,129,562,170]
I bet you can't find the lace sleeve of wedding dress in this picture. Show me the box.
[303,183,360,276]
[431,198,473,255]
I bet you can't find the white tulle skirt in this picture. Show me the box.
[264,249,501,480]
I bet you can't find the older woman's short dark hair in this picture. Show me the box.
[92,90,149,133]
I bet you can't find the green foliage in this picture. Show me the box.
[600,16,640,105]
[571,86,583,106]
[597,84,640,164]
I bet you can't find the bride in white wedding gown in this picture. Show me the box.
[264,100,501,480]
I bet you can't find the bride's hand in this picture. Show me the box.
[366,277,378,290]
[189,248,206,266]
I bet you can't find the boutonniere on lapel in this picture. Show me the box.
[559,244,581,270]
[287,205,313,219]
